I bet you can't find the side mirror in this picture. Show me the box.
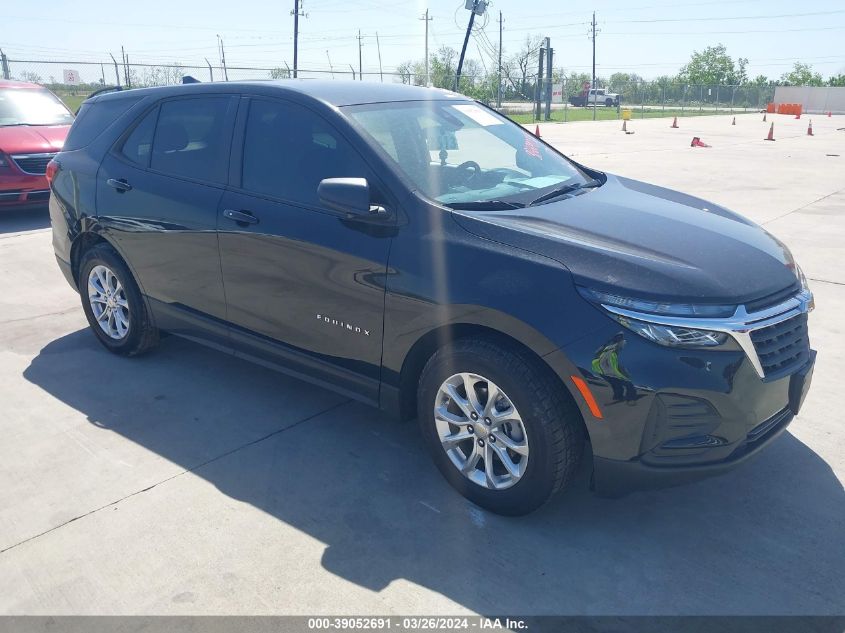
[318,177,384,217]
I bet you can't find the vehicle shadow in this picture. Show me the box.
[0,206,50,234]
[23,329,845,615]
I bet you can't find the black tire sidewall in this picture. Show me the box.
[78,246,147,355]
[417,342,570,515]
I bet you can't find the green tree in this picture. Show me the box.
[780,62,823,86]
[736,57,749,84]
[677,44,737,85]
[828,74,845,87]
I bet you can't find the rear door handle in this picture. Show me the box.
[106,178,132,193]
[222,209,259,225]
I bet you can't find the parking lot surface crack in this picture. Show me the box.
[0,399,351,556]
[762,186,845,226]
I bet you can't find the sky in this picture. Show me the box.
[2,0,845,83]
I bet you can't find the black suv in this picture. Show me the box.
[48,81,815,515]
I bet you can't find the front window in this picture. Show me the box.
[345,100,592,208]
[0,88,74,126]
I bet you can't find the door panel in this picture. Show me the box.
[218,97,393,400]
[96,96,237,340]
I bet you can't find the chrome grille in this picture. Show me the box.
[750,312,810,380]
[11,153,56,175]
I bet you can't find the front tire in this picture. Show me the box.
[417,338,584,515]
[78,243,159,356]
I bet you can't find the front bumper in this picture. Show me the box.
[592,404,794,497]
[0,172,50,209]
[551,303,816,496]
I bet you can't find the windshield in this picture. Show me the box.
[0,88,74,126]
[345,100,591,208]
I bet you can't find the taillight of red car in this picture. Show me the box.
[45,158,60,187]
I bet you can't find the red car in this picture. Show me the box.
[0,79,74,210]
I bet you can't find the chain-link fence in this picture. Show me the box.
[2,57,778,122]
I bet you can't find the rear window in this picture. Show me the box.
[63,96,141,151]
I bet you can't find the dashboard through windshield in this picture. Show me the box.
[345,100,593,208]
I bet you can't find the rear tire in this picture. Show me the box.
[417,338,584,515]
[78,243,159,356]
[605,98,613,107]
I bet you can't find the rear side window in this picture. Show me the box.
[150,97,230,183]
[121,108,158,166]
[63,96,141,151]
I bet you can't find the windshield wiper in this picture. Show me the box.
[528,178,601,207]
[447,199,526,210]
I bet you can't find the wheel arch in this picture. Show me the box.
[70,232,114,288]
[70,231,145,301]
[396,322,587,440]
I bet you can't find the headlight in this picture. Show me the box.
[614,315,728,347]
[577,286,734,348]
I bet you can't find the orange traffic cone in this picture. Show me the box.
[807,120,814,136]
[690,136,711,147]
[765,123,775,141]
[829,111,833,117]
[534,124,541,137]
[671,116,678,128]
[795,113,801,119]
[732,116,736,126]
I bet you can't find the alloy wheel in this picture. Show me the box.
[434,372,529,490]
[87,265,130,340]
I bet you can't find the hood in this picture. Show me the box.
[0,125,69,155]
[451,174,799,306]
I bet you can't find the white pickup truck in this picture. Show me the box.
[569,88,622,107]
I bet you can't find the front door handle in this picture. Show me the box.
[222,209,259,225]
[106,178,132,193]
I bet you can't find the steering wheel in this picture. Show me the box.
[456,160,482,185]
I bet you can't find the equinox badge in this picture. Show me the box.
[316,313,370,337]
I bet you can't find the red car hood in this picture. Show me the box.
[0,125,69,154]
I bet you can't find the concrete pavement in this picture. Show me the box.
[0,112,843,615]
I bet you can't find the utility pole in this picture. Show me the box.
[291,0,306,78]
[420,9,432,86]
[375,32,384,82]
[590,11,598,121]
[456,0,485,91]
[357,30,364,81]
[497,11,503,107]
[545,40,553,121]
[535,44,545,121]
